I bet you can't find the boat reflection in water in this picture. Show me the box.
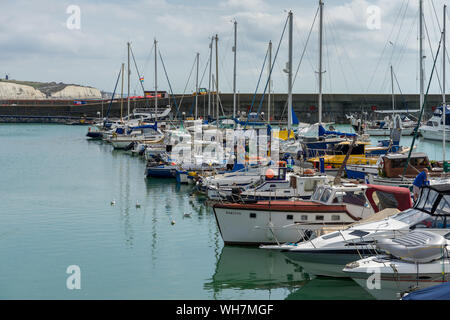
[205,246,311,298]
[285,277,375,300]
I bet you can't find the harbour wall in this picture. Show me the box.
[0,93,442,123]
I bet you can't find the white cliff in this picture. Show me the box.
[0,82,46,99]
[50,85,102,99]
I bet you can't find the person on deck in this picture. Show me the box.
[413,168,429,201]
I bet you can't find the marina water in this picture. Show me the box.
[1,124,447,299]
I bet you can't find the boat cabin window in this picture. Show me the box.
[304,179,320,192]
[319,188,333,203]
[333,190,367,207]
[435,195,450,216]
[394,208,429,225]
[414,188,446,214]
[312,186,324,201]
[335,144,365,155]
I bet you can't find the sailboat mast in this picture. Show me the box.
[233,20,237,118]
[127,42,131,117]
[195,52,199,119]
[208,37,213,118]
[420,0,425,110]
[287,11,293,132]
[154,38,158,117]
[318,0,324,125]
[391,65,395,113]
[268,40,272,124]
[215,34,219,119]
[443,5,447,164]
[120,63,124,121]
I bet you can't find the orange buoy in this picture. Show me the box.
[265,168,275,179]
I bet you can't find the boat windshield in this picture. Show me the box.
[312,186,324,201]
[415,188,449,215]
[320,188,333,203]
[392,208,429,225]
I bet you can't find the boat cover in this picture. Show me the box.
[377,231,447,263]
[402,281,450,300]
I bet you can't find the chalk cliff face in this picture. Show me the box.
[0,81,102,100]
[50,85,102,99]
[0,82,46,99]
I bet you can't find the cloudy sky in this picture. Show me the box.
[1,0,449,96]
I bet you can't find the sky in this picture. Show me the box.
[1,0,449,96]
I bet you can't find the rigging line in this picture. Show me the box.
[403,30,443,178]
[178,55,197,111]
[324,18,332,94]
[392,10,418,72]
[245,46,269,121]
[104,66,122,121]
[292,5,319,87]
[199,55,210,88]
[326,17,351,93]
[423,16,444,95]
[158,50,180,120]
[379,0,410,93]
[366,0,408,93]
[142,42,155,79]
[245,14,289,129]
[431,0,450,92]
[253,14,290,123]
[129,45,150,109]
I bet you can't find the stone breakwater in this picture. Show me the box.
[0,93,441,124]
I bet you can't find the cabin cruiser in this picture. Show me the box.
[106,123,164,149]
[346,153,448,188]
[212,182,403,246]
[211,172,331,202]
[279,184,449,279]
[419,105,450,142]
[343,230,450,300]
[206,165,293,200]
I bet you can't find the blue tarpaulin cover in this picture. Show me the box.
[318,125,357,137]
[402,282,450,300]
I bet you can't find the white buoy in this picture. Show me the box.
[171,220,176,225]
[110,199,116,206]
[136,201,141,208]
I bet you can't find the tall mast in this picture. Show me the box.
[154,38,158,117]
[127,42,131,117]
[268,40,272,124]
[233,20,237,118]
[195,52,199,119]
[318,0,324,124]
[120,63,124,121]
[443,5,447,164]
[287,11,293,132]
[419,0,425,110]
[391,65,395,113]
[215,34,219,119]
[208,36,213,118]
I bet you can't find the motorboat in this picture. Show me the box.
[419,105,450,142]
[212,182,407,246]
[343,230,450,300]
[279,184,449,278]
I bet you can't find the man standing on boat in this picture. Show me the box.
[413,168,429,201]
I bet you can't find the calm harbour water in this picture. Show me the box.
[0,124,447,300]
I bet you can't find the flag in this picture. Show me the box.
[139,76,144,83]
